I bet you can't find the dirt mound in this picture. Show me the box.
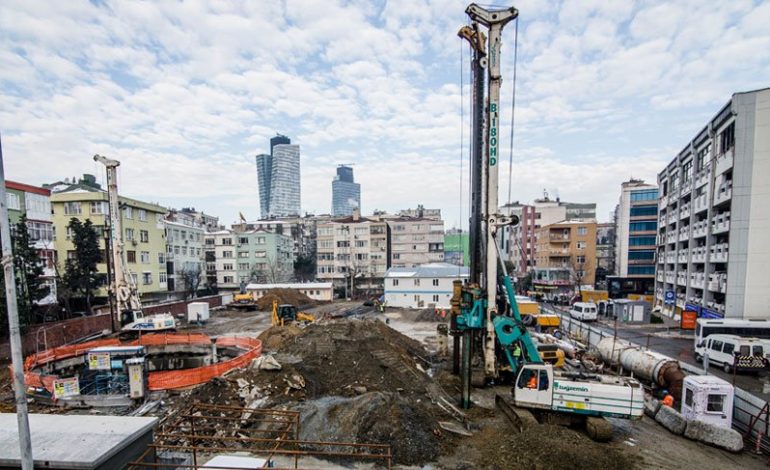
[258,324,303,350]
[468,420,635,470]
[255,289,317,310]
[414,308,447,322]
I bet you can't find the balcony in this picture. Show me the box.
[714,181,733,206]
[711,212,731,234]
[715,148,734,175]
[665,272,675,284]
[693,194,708,214]
[707,301,726,315]
[676,271,688,286]
[692,220,708,238]
[695,165,710,188]
[679,204,691,220]
[689,272,706,289]
[665,252,676,263]
[656,272,664,282]
[691,246,707,263]
[709,243,729,263]
[548,249,570,257]
[667,213,678,225]
[680,179,693,197]
[678,228,689,242]
[549,233,570,242]
[659,195,668,209]
[666,232,677,244]
[677,249,689,264]
[708,272,727,293]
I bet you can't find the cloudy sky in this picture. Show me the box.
[1,1,769,229]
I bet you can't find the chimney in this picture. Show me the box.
[352,208,360,222]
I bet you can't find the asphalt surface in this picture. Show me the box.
[542,304,770,403]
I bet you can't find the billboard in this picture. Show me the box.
[53,377,80,399]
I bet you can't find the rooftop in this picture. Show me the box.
[246,282,333,290]
[386,262,469,278]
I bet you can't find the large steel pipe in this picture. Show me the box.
[596,338,685,399]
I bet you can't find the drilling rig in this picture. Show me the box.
[94,155,176,334]
[452,4,643,440]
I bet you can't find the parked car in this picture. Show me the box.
[568,302,598,322]
[694,334,770,373]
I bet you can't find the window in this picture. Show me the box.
[576,241,586,249]
[256,237,266,244]
[159,272,167,284]
[90,201,107,215]
[67,250,77,260]
[538,371,549,391]
[684,388,693,407]
[138,209,147,221]
[140,251,150,263]
[696,143,711,171]
[630,205,657,217]
[6,193,20,210]
[683,160,693,183]
[140,230,149,243]
[710,340,723,352]
[239,237,248,245]
[127,251,136,263]
[238,251,249,258]
[414,294,420,302]
[628,250,655,260]
[222,238,232,245]
[753,346,764,357]
[723,342,734,355]
[630,189,658,202]
[393,279,399,286]
[64,202,82,215]
[433,279,439,286]
[66,226,74,240]
[720,123,735,154]
[629,221,657,232]
[577,227,587,236]
[223,263,233,270]
[414,279,420,286]
[223,276,234,283]
[181,246,187,255]
[355,240,368,248]
[125,228,134,241]
[628,266,655,275]
[238,263,249,270]
[706,394,725,413]
[433,295,439,302]
[629,236,656,246]
[222,251,233,258]
[124,206,133,219]
[158,253,165,264]
[174,246,180,254]
[255,251,266,258]
[142,272,152,285]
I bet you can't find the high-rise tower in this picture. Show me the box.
[332,165,361,216]
[256,134,301,217]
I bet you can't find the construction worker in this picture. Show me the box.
[512,342,522,361]
[661,390,674,407]
[527,372,537,389]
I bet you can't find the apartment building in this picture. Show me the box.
[315,212,389,290]
[164,210,206,295]
[49,177,168,297]
[5,181,56,304]
[232,215,319,259]
[205,229,294,291]
[615,180,659,279]
[532,220,597,295]
[595,222,616,288]
[655,88,770,320]
[385,217,445,268]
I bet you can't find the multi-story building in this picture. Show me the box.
[595,222,616,289]
[385,216,445,268]
[398,205,442,220]
[384,263,469,309]
[256,134,301,217]
[205,229,294,291]
[5,181,56,304]
[316,211,389,293]
[444,229,469,267]
[332,165,361,216]
[49,175,168,297]
[164,210,206,295]
[615,180,658,279]
[655,88,770,320]
[533,220,597,295]
[232,215,319,259]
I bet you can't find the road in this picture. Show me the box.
[543,304,770,403]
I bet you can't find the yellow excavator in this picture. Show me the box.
[271,300,315,326]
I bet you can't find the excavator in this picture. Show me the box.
[451,4,643,441]
[271,300,315,326]
[94,155,176,334]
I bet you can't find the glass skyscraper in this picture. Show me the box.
[255,134,301,217]
[332,165,361,216]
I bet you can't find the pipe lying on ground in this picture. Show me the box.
[596,337,685,400]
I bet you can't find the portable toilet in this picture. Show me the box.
[614,299,650,324]
[680,375,734,428]
[187,302,210,323]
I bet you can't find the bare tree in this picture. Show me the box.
[570,256,593,298]
[251,255,290,284]
[179,265,203,300]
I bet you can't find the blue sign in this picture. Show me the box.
[664,291,675,305]
[685,303,701,316]
[699,308,724,319]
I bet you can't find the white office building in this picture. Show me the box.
[655,88,770,320]
[384,263,469,309]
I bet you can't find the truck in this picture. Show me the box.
[452,3,643,440]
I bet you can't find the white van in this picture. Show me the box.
[568,302,598,322]
[694,334,769,373]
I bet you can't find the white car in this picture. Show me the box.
[569,302,598,322]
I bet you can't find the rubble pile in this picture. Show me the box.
[254,289,318,310]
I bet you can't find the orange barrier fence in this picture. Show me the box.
[22,334,261,397]
[147,336,262,390]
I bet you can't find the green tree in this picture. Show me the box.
[63,218,102,313]
[293,254,316,282]
[0,215,48,335]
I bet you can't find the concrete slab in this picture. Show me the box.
[655,405,687,435]
[684,419,744,452]
[0,413,157,469]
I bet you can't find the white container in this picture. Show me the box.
[187,302,210,323]
[680,375,734,428]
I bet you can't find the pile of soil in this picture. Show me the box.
[414,308,447,322]
[255,289,317,311]
[466,419,635,470]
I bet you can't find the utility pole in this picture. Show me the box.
[0,132,34,469]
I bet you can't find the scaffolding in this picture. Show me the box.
[128,403,393,469]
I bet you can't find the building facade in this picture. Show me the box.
[385,217,445,268]
[615,180,658,279]
[5,181,56,305]
[50,186,168,297]
[315,212,389,293]
[232,215,319,260]
[164,211,206,295]
[331,165,361,216]
[444,229,469,267]
[384,263,469,309]
[595,222,616,289]
[256,134,301,217]
[533,220,597,295]
[655,88,770,319]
